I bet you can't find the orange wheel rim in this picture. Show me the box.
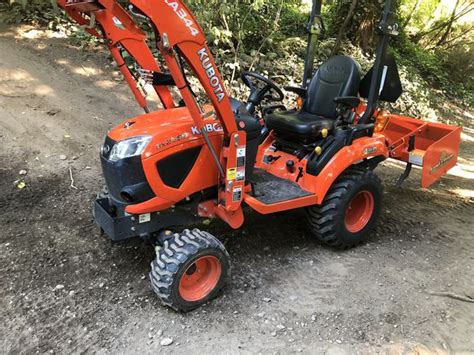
[345,191,375,233]
[179,256,222,302]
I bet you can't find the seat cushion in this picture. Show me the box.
[305,55,361,118]
[266,110,334,141]
[264,56,360,142]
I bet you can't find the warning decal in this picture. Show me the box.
[139,213,151,224]
[232,187,242,202]
[236,168,245,181]
[409,149,425,167]
[227,168,237,180]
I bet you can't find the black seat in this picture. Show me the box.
[266,55,361,141]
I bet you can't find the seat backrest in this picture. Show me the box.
[304,55,361,118]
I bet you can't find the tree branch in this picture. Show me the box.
[249,0,284,70]
[402,0,421,30]
[331,0,358,56]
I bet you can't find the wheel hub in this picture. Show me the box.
[345,191,375,233]
[179,256,222,302]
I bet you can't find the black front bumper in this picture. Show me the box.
[94,198,201,241]
[94,198,162,241]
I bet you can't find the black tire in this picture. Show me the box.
[149,229,230,312]
[306,168,383,249]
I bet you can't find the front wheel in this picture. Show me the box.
[306,168,383,248]
[150,229,230,312]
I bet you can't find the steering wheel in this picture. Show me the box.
[241,71,284,113]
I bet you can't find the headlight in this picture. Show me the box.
[108,136,151,162]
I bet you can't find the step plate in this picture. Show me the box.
[251,169,313,205]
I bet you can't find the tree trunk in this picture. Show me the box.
[402,0,421,30]
[331,0,358,56]
[436,0,461,46]
[332,0,388,53]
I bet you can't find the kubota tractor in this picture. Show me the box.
[56,0,462,312]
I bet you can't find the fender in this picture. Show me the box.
[303,134,389,204]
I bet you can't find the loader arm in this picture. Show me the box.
[58,0,245,223]
[58,0,176,111]
[127,0,238,135]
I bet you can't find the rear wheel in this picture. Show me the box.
[306,168,383,248]
[150,229,230,312]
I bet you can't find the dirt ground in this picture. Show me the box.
[1,24,474,355]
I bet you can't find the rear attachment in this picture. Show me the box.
[381,114,462,188]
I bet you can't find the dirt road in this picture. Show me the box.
[1,25,474,354]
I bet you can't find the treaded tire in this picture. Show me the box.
[306,168,383,249]
[150,229,230,312]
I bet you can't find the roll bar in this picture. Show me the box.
[303,0,399,124]
[302,0,323,88]
[358,0,399,124]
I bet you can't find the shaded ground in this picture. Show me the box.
[1,25,473,354]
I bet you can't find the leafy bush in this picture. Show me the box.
[3,0,55,7]
[394,34,448,87]
[1,0,57,25]
[1,0,471,109]
[394,33,474,107]
[188,0,307,51]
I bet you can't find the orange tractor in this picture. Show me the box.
[57,0,462,311]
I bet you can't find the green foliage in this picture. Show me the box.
[1,0,58,25]
[394,34,448,87]
[399,0,441,32]
[325,0,385,51]
[1,0,472,109]
[188,0,307,51]
[5,0,56,8]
